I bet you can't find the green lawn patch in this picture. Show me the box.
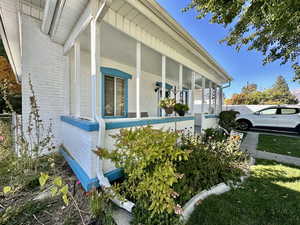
[257,134,300,158]
[187,160,300,225]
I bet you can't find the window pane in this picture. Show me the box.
[260,108,277,115]
[281,108,297,115]
[104,76,115,116]
[116,78,125,116]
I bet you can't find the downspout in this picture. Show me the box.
[92,0,134,213]
[222,80,231,89]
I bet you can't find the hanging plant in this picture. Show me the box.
[159,98,176,115]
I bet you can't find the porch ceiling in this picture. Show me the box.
[80,22,193,86]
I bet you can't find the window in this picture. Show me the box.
[104,76,125,117]
[280,108,298,115]
[259,108,277,115]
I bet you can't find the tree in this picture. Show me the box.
[185,0,300,81]
[225,77,298,105]
[241,83,257,94]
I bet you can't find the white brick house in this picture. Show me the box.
[0,0,232,211]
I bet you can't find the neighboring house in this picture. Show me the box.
[0,0,231,199]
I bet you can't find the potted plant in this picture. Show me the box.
[174,103,189,116]
[160,98,176,115]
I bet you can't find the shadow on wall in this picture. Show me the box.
[223,105,300,115]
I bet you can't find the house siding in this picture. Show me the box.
[22,15,68,146]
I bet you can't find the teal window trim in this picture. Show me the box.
[101,67,131,119]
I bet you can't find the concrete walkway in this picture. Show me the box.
[241,132,300,167]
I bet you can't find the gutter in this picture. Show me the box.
[222,80,231,89]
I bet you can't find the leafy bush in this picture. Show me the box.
[95,126,190,220]
[174,133,249,205]
[218,110,240,132]
[131,201,183,225]
[202,128,228,142]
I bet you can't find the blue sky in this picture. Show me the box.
[156,0,299,98]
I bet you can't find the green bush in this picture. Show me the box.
[131,201,183,225]
[174,133,249,205]
[218,110,240,132]
[95,126,189,219]
[202,128,228,142]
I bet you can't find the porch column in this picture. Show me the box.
[136,41,141,119]
[209,80,212,113]
[179,64,183,103]
[201,76,205,114]
[161,55,166,117]
[219,87,223,113]
[90,19,97,120]
[213,85,217,114]
[191,71,196,115]
[74,40,81,118]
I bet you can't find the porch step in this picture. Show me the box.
[112,208,132,225]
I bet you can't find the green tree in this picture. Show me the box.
[241,83,257,94]
[225,77,298,105]
[185,0,300,81]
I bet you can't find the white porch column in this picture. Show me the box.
[191,71,196,115]
[136,42,141,119]
[90,19,97,120]
[209,80,212,113]
[201,76,205,114]
[213,85,217,114]
[161,55,166,117]
[179,64,183,103]
[219,87,223,113]
[74,40,81,118]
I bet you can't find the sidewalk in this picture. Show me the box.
[241,132,300,167]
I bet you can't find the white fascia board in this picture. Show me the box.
[41,0,58,34]
[127,0,232,82]
[63,0,110,55]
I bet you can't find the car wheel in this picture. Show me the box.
[238,120,251,131]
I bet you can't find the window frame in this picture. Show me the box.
[101,67,132,119]
[278,108,299,115]
[258,108,279,115]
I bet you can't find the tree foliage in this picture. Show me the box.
[225,76,298,105]
[185,0,300,81]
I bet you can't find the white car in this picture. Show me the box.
[236,106,300,134]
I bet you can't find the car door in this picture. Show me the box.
[276,108,299,128]
[254,108,279,127]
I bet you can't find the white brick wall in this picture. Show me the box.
[22,15,68,146]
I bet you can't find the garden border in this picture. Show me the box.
[182,157,256,221]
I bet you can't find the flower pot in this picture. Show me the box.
[164,107,174,115]
[176,110,186,117]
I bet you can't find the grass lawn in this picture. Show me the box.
[187,160,300,225]
[257,134,300,158]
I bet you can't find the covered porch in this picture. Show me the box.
[59,0,229,192]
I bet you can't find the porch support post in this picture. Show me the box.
[209,80,212,113]
[90,18,97,120]
[191,71,196,115]
[74,40,81,118]
[219,87,223,113]
[201,76,205,114]
[179,64,183,103]
[161,55,166,117]
[136,41,141,119]
[214,84,217,114]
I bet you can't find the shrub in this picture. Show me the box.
[95,126,190,219]
[202,128,228,142]
[218,110,240,132]
[174,133,249,205]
